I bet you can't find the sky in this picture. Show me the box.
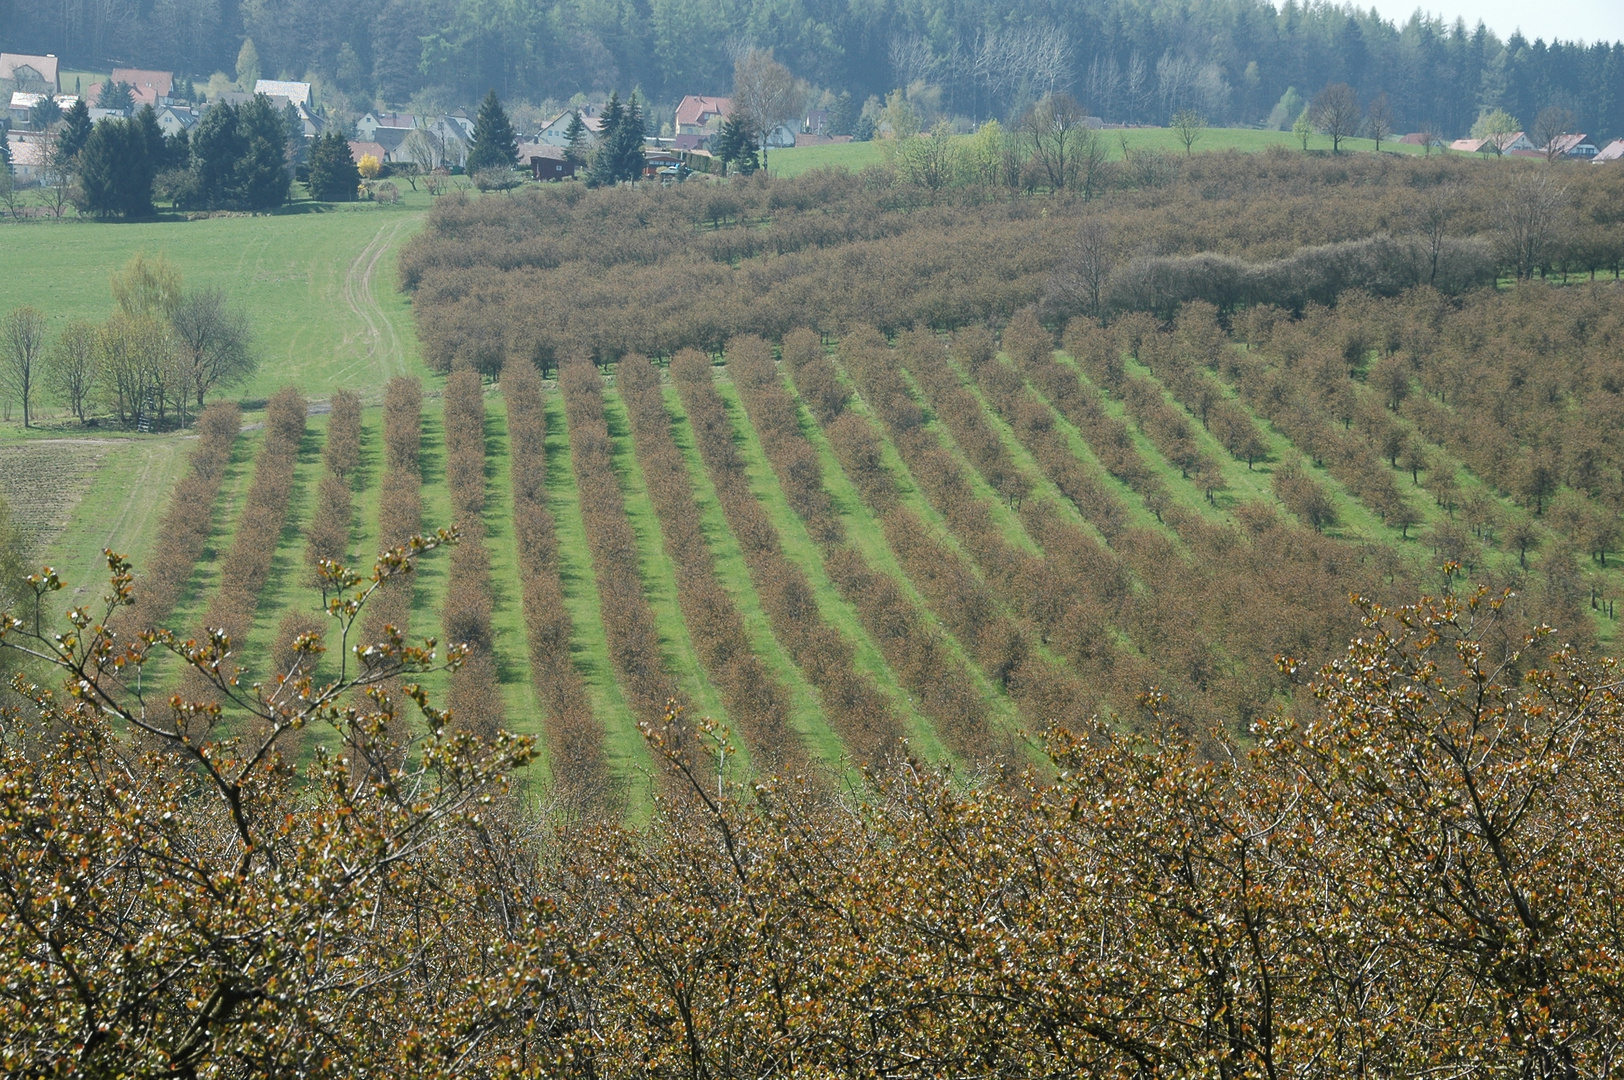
[1364,0,1624,44]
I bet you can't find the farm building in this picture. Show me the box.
[519,142,577,180]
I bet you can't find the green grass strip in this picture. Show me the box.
[775,370,1031,745]
[600,386,737,751]
[660,383,849,775]
[892,364,1043,556]
[479,397,551,788]
[542,387,655,818]
[712,378,948,764]
[53,436,192,615]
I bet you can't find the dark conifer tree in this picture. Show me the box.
[96,80,135,112]
[466,89,518,173]
[614,93,646,182]
[190,101,246,206]
[586,92,624,187]
[135,105,167,169]
[236,94,293,208]
[189,96,291,210]
[714,113,759,174]
[57,99,93,164]
[563,110,590,166]
[307,130,358,200]
[76,118,155,218]
[164,128,191,173]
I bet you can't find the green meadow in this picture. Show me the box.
[0,194,437,409]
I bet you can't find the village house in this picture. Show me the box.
[673,94,729,150]
[253,79,312,107]
[1544,132,1599,159]
[348,140,388,168]
[1450,131,1537,155]
[539,105,603,147]
[8,91,46,125]
[1595,139,1624,163]
[154,104,199,136]
[4,130,50,182]
[356,111,418,142]
[0,53,59,94]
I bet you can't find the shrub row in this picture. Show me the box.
[1026,323,1185,524]
[502,359,611,808]
[363,378,423,651]
[886,326,1284,730]
[791,333,1107,731]
[138,402,240,624]
[1104,233,1497,320]
[902,329,1032,512]
[304,390,362,583]
[725,336,1005,765]
[558,360,682,731]
[1060,319,1226,504]
[992,324,1317,726]
[1007,320,1423,727]
[441,370,505,737]
[181,389,307,702]
[615,355,810,776]
[669,349,907,767]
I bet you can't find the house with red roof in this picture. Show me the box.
[673,95,731,150]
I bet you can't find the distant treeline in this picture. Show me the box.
[4,0,1623,139]
[402,153,1624,373]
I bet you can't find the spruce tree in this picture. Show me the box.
[467,90,518,173]
[97,81,135,113]
[714,113,758,175]
[57,99,93,164]
[135,105,166,170]
[77,118,155,218]
[236,94,292,208]
[563,110,590,166]
[586,92,625,187]
[615,93,646,181]
[307,130,358,201]
[191,101,247,206]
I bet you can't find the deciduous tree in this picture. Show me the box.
[1310,82,1360,152]
[171,287,255,411]
[1,306,48,427]
[1170,107,1206,156]
[731,48,801,169]
[47,319,99,423]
